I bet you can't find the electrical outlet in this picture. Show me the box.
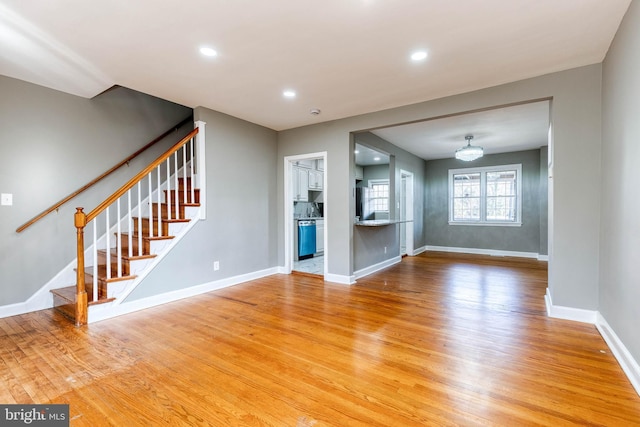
[1,193,12,206]
[213,261,220,271]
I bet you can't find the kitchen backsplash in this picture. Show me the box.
[294,201,323,218]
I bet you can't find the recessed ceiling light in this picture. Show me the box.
[200,47,218,57]
[354,150,360,154]
[283,90,296,98]
[374,156,381,161]
[411,50,428,61]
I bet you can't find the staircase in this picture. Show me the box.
[49,123,206,325]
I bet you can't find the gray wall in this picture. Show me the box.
[360,164,390,188]
[278,64,602,311]
[352,131,426,272]
[600,1,640,367]
[0,76,192,305]
[424,148,546,254]
[125,106,278,300]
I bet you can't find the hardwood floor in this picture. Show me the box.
[1,252,639,426]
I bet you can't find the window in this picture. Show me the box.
[449,164,522,226]
[368,179,389,213]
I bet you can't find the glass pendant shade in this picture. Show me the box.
[455,135,483,161]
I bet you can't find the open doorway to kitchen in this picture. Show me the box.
[284,152,327,277]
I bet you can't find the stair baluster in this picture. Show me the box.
[136,181,142,257]
[92,221,98,302]
[156,166,162,236]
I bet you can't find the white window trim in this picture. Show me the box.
[448,164,522,226]
[368,179,390,213]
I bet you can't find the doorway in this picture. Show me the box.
[284,152,327,277]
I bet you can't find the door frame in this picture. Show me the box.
[284,152,328,275]
[400,169,414,256]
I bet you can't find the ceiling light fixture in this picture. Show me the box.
[199,47,218,57]
[411,50,428,61]
[455,135,483,161]
[283,90,296,98]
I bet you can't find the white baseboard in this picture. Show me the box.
[324,273,356,285]
[544,288,597,323]
[0,301,30,319]
[544,290,639,396]
[596,313,640,396]
[88,267,280,323]
[354,256,401,280]
[538,254,549,261]
[425,245,543,260]
[412,246,427,256]
[274,266,355,285]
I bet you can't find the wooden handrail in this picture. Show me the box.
[16,116,193,233]
[86,128,199,223]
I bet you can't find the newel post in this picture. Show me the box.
[194,120,206,220]
[74,208,88,326]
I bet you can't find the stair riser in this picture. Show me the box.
[133,218,170,236]
[151,203,186,220]
[160,203,186,219]
[118,234,151,256]
[163,189,200,204]
[52,295,75,321]
[82,273,109,300]
[96,252,131,276]
[177,177,192,191]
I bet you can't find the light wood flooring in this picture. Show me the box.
[1,252,639,426]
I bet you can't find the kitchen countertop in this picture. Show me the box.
[354,219,413,227]
[294,217,324,220]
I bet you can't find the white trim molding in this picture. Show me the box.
[412,246,427,256]
[88,267,280,323]
[354,256,401,280]
[596,313,640,397]
[324,273,356,285]
[425,245,545,260]
[544,288,597,324]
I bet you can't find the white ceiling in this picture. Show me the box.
[371,100,550,160]
[0,0,631,134]
[355,144,390,166]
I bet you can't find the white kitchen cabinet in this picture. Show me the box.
[308,169,323,190]
[315,219,324,254]
[355,165,363,180]
[316,158,324,171]
[293,166,309,201]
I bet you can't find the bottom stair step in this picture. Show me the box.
[51,286,115,321]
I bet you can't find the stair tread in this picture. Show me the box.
[97,248,157,261]
[132,217,191,224]
[50,286,115,305]
[51,286,75,301]
[121,232,175,241]
[83,267,137,283]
